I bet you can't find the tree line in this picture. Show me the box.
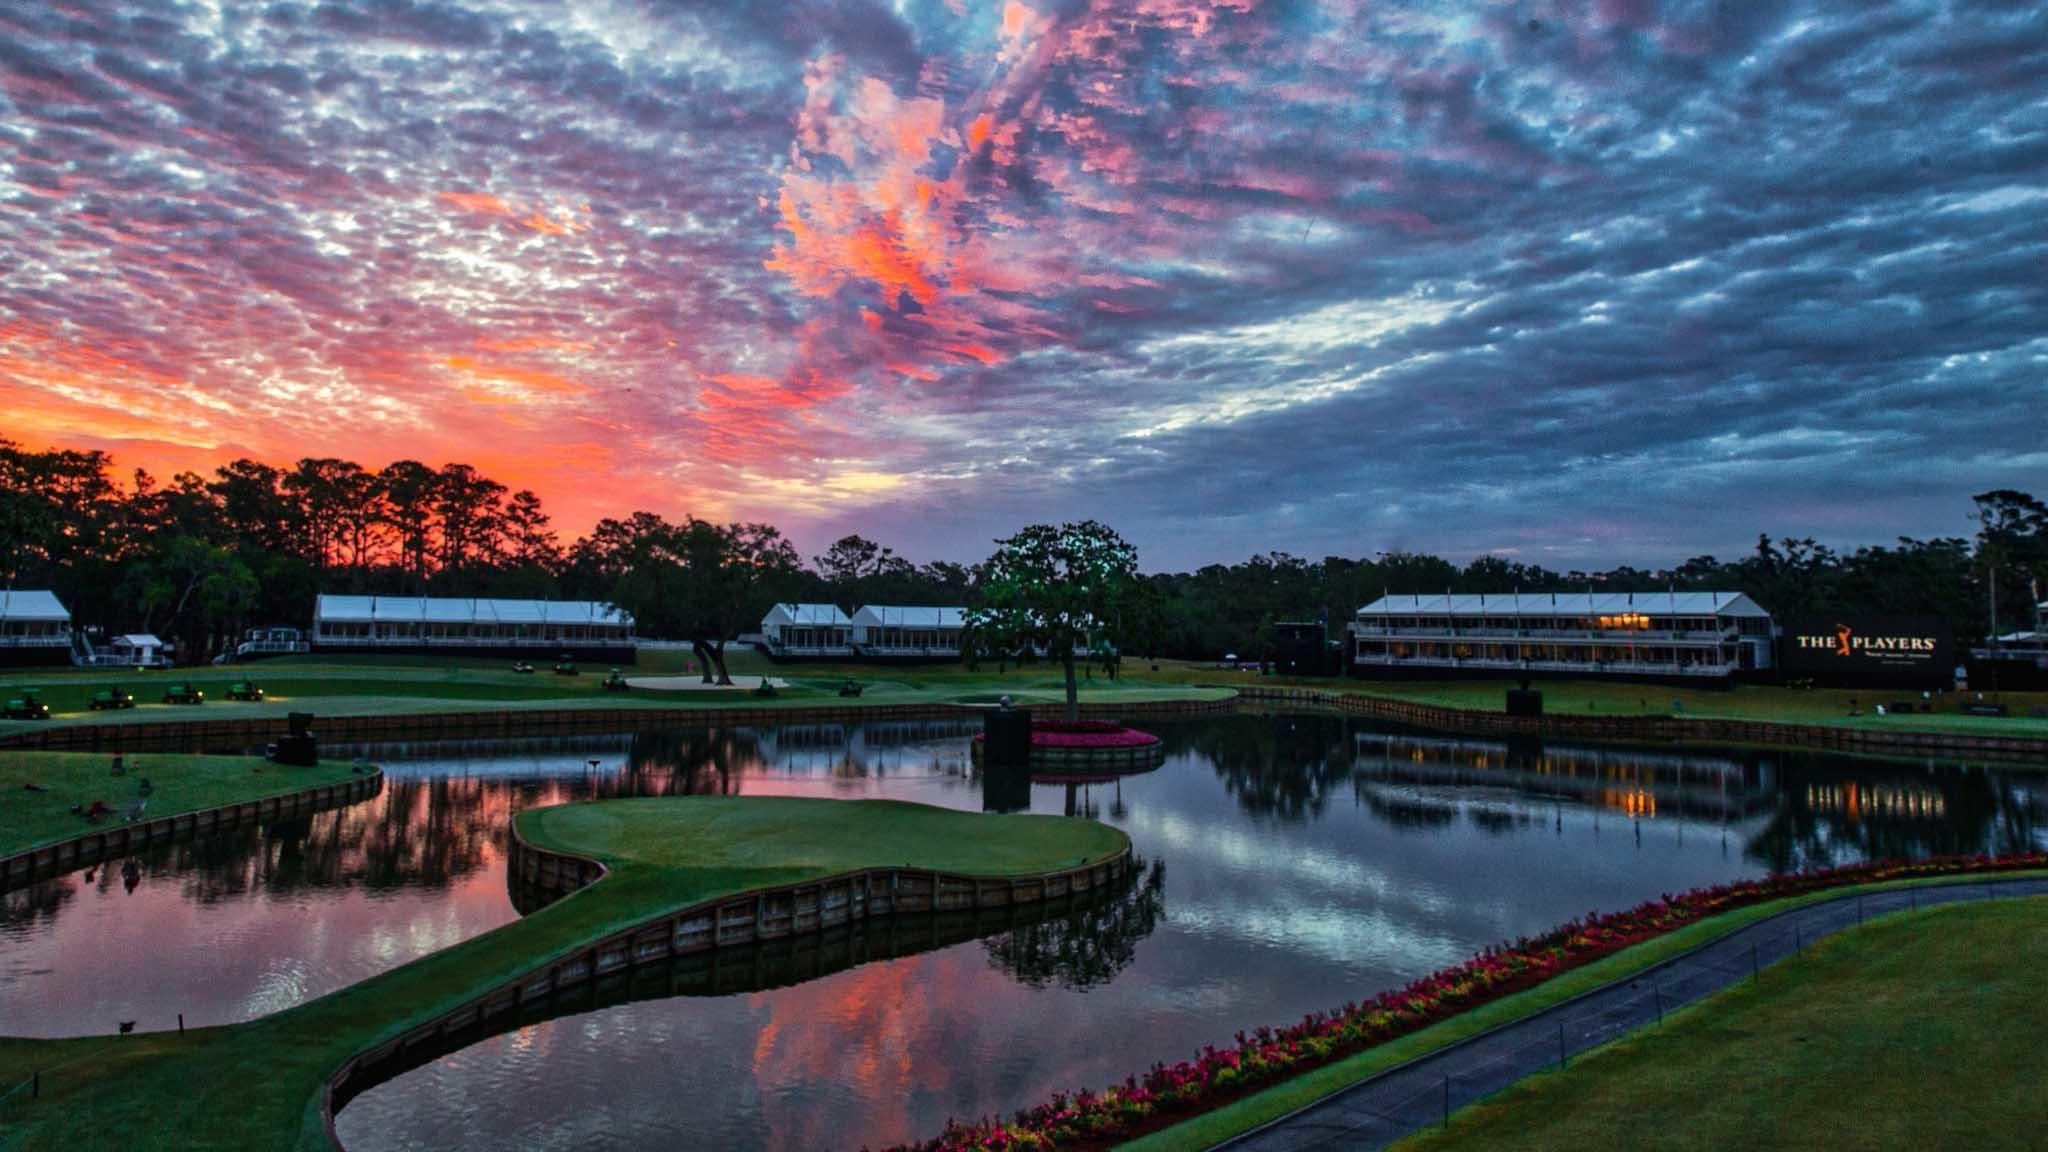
[1,439,2041,663]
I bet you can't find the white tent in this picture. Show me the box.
[760,603,854,654]
[850,605,966,654]
[0,590,72,650]
[313,595,632,648]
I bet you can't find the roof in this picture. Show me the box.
[0,589,70,623]
[314,595,630,627]
[112,634,163,647]
[763,603,852,627]
[1357,591,1771,619]
[850,605,966,629]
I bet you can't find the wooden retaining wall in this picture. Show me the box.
[323,834,1135,1146]
[0,695,1237,754]
[0,770,384,892]
[1235,685,2048,762]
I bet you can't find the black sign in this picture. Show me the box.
[1780,615,1954,688]
[1271,622,1333,676]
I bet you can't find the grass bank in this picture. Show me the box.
[1394,896,2048,1152]
[1126,661,2048,739]
[1116,871,2048,1152]
[0,796,1127,1151]
[0,649,1229,736]
[0,750,363,857]
[6,649,2041,745]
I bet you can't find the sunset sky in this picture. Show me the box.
[2,1,2042,569]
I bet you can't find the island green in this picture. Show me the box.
[0,796,1127,1151]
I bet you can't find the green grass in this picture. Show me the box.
[0,796,1127,1151]
[0,751,363,857]
[7,649,2039,743]
[1117,872,2048,1152]
[0,650,1229,735]
[1394,896,2048,1152]
[1124,660,2048,738]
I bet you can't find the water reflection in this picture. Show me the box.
[5,713,2043,1151]
[344,863,1161,1116]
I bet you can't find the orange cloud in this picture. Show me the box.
[475,335,593,353]
[442,355,592,397]
[437,191,516,217]
[437,192,588,237]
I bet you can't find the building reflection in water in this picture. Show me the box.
[11,712,2048,1150]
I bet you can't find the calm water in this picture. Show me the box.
[4,715,2042,1150]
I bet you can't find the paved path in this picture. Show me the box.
[1218,875,2048,1152]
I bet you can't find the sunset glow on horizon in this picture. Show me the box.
[3,2,2043,567]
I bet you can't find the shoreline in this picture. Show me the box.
[2,683,2041,762]
[0,767,384,892]
[322,816,1134,1147]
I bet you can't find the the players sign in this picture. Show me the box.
[1780,615,1954,688]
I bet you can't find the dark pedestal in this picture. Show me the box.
[983,708,1033,764]
[269,711,319,766]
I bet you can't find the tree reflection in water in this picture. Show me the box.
[983,858,1167,991]
[1180,712,1358,822]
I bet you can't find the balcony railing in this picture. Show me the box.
[1350,625,1736,643]
[315,634,633,648]
[78,652,172,668]
[0,634,72,648]
[1351,654,1735,677]
[856,644,962,656]
[765,643,856,657]
[235,638,311,656]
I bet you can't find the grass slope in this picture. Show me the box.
[1395,896,2048,1152]
[1125,661,2048,738]
[0,797,1127,1151]
[0,750,362,856]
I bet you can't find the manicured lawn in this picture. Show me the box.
[1116,872,2048,1152]
[1393,897,2048,1152]
[0,750,363,856]
[0,651,1228,735]
[1125,660,2048,738]
[7,649,2038,743]
[0,796,1127,1151]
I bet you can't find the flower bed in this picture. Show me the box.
[973,721,1164,771]
[874,851,2048,1152]
[1029,721,1161,749]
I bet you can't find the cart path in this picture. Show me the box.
[1215,874,2048,1152]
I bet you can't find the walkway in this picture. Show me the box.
[1218,875,2048,1152]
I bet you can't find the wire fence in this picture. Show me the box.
[1228,877,2045,1152]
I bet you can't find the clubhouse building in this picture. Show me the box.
[1350,591,1775,682]
[312,596,635,660]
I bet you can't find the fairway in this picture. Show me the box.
[1395,897,2048,1152]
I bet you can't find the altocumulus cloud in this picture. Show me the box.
[0,0,2042,567]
